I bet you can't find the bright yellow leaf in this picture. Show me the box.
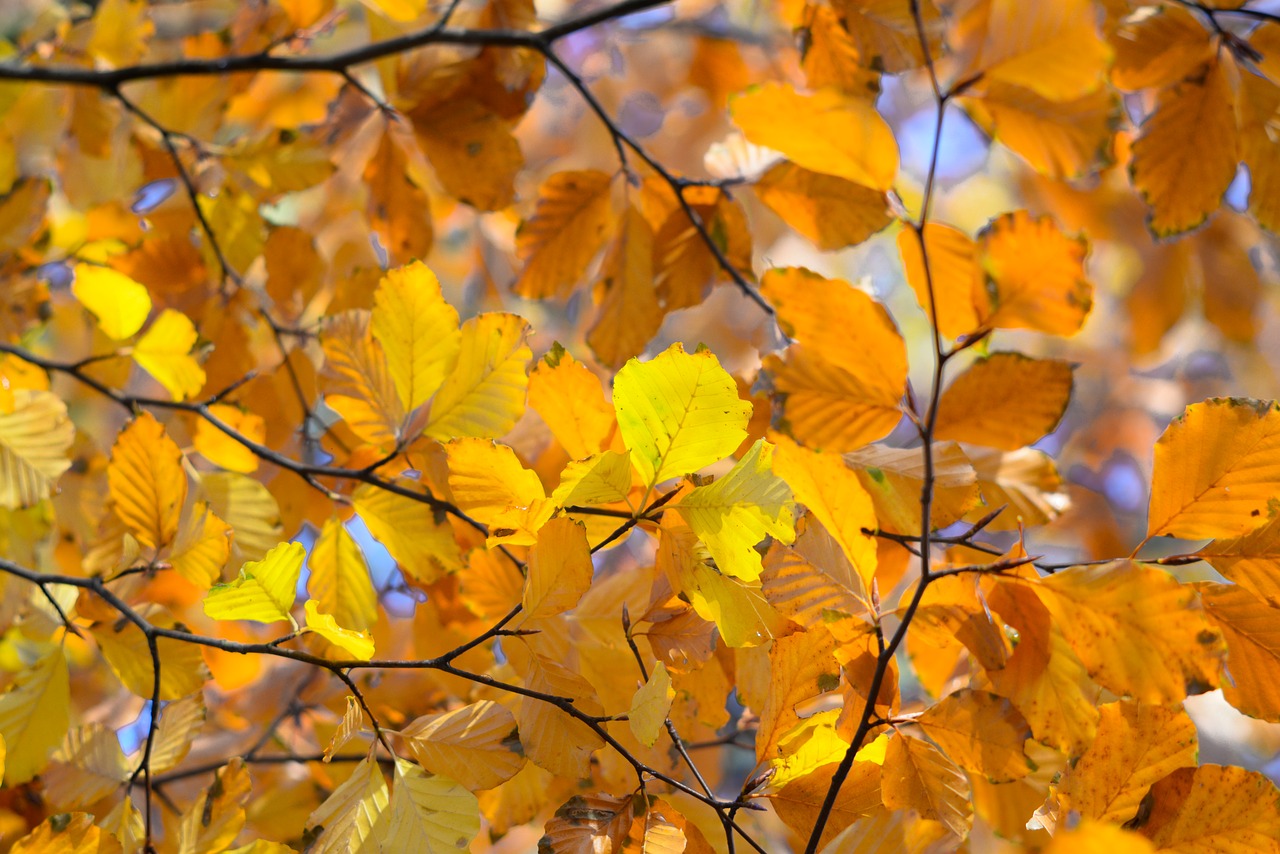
[321,309,405,447]
[755,626,839,765]
[0,389,75,509]
[768,760,881,849]
[528,346,616,460]
[521,516,593,620]
[304,754,388,851]
[0,646,68,785]
[133,309,206,401]
[200,471,284,563]
[372,260,460,412]
[303,600,375,661]
[1043,821,1156,854]
[425,313,531,440]
[629,662,674,748]
[308,517,378,634]
[149,692,205,774]
[550,450,632,508]
[444,437,544,526]
[934,353,1073,450]
[107,411,186,552]
[195,405,265,473]
[676,439,795,582]
[613,342,750,490]
[731,83,898,190]
[1150,398,1280,540]
[354,484,462,583]
[72,264,150,340]
[203,540,306,625]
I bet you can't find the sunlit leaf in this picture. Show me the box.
[107,411,185,552]
[381,758,480,853]
[72,264,150,340]
[425,313,531,440]
[0,390,75,510]
[400,700,525,792]
[133,308,206,401]
[303,600,375,661]
[934,353,1073,450]
[203,540,306,625]
[0,647,69,785]
[628,661,674,748]
[372,260,460,412]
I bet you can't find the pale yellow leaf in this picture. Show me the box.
[0,647,69,784]
[629,662,674,748]
[401,700,524,791]
[0,389,75,509]
[381,758,480,853]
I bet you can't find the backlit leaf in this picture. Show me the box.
[880,732,972,840]
[401,700,525,792]
[304,753,389,852]
[425,313,531,440]
[897,224,987,341]
[321,309,405,447]
[918,691,1033,783]
[72,264,150,340]
[522,516,593,620]
[303,600,375,661]
[308,517,378,634]
[177,758,251,854]
[92,604,210,699]
[381,758,480,853]
[755,161,891,251]
[0,390,75,510]
[11,813,122,854]
[194,405,265,474]
[515,652,606,779]
[203,540,306,625]
[372,261,460,412]
[354,484,463,583]
[133,308,206,401]
[1137,766,1280,851]
[514,170,617,299]
[979,211,1093,336]
[628,661,674,748]
[107,411,185,552]
[934,353,1073,450]
[0,647,69,785]
[1199,582,1280,722]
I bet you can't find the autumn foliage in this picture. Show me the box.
[1,0,1280,851]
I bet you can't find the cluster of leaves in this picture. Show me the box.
[0,0,1278,852]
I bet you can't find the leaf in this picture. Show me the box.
[1137,766,1280,851]
[11,813,122,854]
[538,793,634,854]
[918,691,1033,783]
[897,224,987,340]
[979,210,1093,336]
[412,97,522,211]
[550,451,632,508]
[761,542,868,630]
[587,204,663,368]
[832,0,941,72]
[0,389,75,509]
[92,604,210,699]
[761,268,906,451]
[964,446,1069,531]
[628,662,674,748]
[676,439,794,581]
[933,353,1073,450]
[771,436,878,590]
[177,758,251,854]
[308,517,378,635]
[194,405,265,474]
[515,652,606,779]
[1199,582,1280,722]
[522,516,593,620]
[203,540,306,625]
[303,600,375,661]
[107,411,186,552]
[879,733,972,839]
[1056,702,1198,824]
[754,161,891,251]
[0,647,69,784]
[354,484,462,583]
[372,261,461,412]
[133,309,206,401]
[321,310,405,447]
[1043,822,1156,854]
[444,438,545,526]
[1131,59,1238,237]
[1108,5,1214,91]
[424,313,531,440]
[612,342,750,490]
[149,692,206,774]
[364,129,433,266]
[528,348,615,460]
[1195,515,1280,607]
[731,82,898,190]
[43,723,129,809]
[513,170,617,299]
[304,754,389,852]
[401,700,525,791]
[200,471,284,563]
[769,760,881,849]
[381,758,480,853]
[1148,398,1280,540]
[755,626,840,765]
[1034,562,1223,704]
[325,695,365,762]
[845,442,980,534]
[72,264,150,340]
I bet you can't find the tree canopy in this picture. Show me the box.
[0,0,1277,851]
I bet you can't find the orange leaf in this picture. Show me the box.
[934,353,1073,450]
[979,210,1093,335]
[513,170,617,299]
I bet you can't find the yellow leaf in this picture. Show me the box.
[177,758,251,854]
[761,268,906,451]
[1200,582,1280,722]
[550,450,632,508]
[761,542,868,630]
[934,353,1073,450]
[425,313,531,440]
[1035,562,1223,704]
[772,436,878,590]
[412,97,522,212]
[372,261,460,412]
[1149,398,1280,539]
[43,723,128,809]
[133,309,206,401]
[528,347,616,460]
[514,170,617,299]
[203,540,306,625]
[72,264,150,340]
[731,83,898,190]
[324,695,365,762]
[195,405,265,473]
[629,661,674,748]
[880,732,972,839]
[381,758,480,852]
[303,600,375,661]
[308,517,378,634]
[170,502,232,589]
[587,204,663,368]
[1043,821,1156,854]
[107,411,186,552]
[0,647,69,785]
[979,210,1093,335]
[364,127,432,264]
[1131,58,1238,237]
[401,700,525,791]
[444,438,545,526]
[676,439,795,582]
[515,651,605,778]
[1056,702,1198,824]
[522,516,593,620]
[897,223,988,340]
[754,161,891,251]
[11,813,122,854]
[200,471,284,563]
[768,760,881,849]
[1109,5,1214,91]
[964,446,1069,531]
[755,627,840,765]
[304,754,389,851]
[769,710,851,789]
[613,342,750,490]
[835,0,941,72]
[0,389,75,509]
[354,483,462,583]
[950,0,1109,101]
[149,692,205,774]
[1138,765,1280,850]
[92,604,210,699]
[845,442,980,534]
[321,309,404,446]
[798,3,882,95]
[918,691,1033,783]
